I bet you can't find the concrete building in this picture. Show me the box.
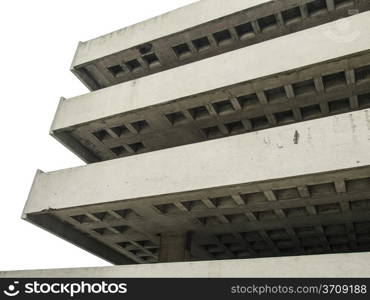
[3,0,370,276]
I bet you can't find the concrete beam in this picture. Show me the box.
[24,111,370,263]
[70,0,370,90]
[53,13,370,162]
[2,252,370,277]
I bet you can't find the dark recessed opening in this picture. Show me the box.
[107,65,124,77]
[210,196,236,208]
[235,22,254,41]
[142,53,160,67]
[93,129,111,141]
[115,208,140,220]
[93,228,110,236]
[358,92,370,108]
[275,187,299,200]
[258,210,277,221]
[225,213,248,224]
[138,43,153,55]
[129,142,145,153]
[172,43,191,59]
[351,198,370,210]
[213,29,233,46]
[355,65,370,84]
[225,121,245,134]
[125,59,142,72]
[268,229,289,240]
[301,104,321,120]
[192,36,211,52]
[165,111,187,125]
[131,120,150,133]
[334,0,354,9]
[284,207,308,218]
[316,203,341,215]
[110,146,127,156]
[274,110,295,125]
[188,105,209,120]
[92,212,109,221]
[307,0,328,16]
[212,99,235,115]
[323,71,347,91]
[202,126,223,139]
[328,98,350,113]
[181,200,207,211]
[71,214,93,224]
[117,241,131,249]
[258,15,278,32]
[292,79,316,96]
[237,93,259,108]
[346,177,370,192]
[241,192,267,204]
[281,7,302,25]
[154,203,178,215]
[113,225,130,234]
[110,125,130,137]
[308,182,336,196]
[250,116,269,130]
[265,86,287,102]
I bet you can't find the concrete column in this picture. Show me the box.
[159,232,192,263]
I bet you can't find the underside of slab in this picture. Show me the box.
[24,110,370,264]
[71,0,370,90]
[53,13,370,163]
[2,252,370,278]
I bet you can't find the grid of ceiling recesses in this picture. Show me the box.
[76,0,359,89]
[71,57,370,161]
[59,173,370,263]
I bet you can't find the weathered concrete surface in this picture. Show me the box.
[71,0,370,89]
[53,12,370,162]
[21,110,370,263]
[31,110,370,214]
[72,0,268,67]
[58,12,370,130]
[2,252,370,278]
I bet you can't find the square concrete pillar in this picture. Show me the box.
[159,233,192,263]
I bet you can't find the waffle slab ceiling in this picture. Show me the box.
[53,12,370,163]
[71,0,370,90]
[25,110,370,264]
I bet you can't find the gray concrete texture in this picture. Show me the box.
[24,110,370,264]
[2,252,370,277]
[71,0,370,90]
[53,12,370,163]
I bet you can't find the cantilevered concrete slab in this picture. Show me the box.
[2,252,370,277]
[53,13,370,163]
[26,111,370,264]
[71,0,370,90]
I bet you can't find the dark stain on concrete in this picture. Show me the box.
[293,130,300,144]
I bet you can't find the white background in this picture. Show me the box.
[0,0,194,271]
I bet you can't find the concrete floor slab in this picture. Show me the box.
[25,110,370,264]
[53,12,370,163]
[2,252,370,277]
[71,0,370,90]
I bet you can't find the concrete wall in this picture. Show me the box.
[26,110,370,215]
[55,12,370,131]
[2,252,370,277]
